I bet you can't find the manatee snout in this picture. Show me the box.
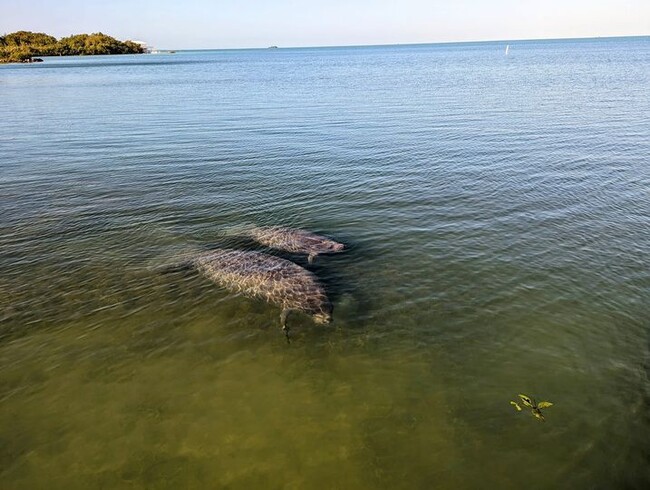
[310,299,333,325]
[313,312,332,324]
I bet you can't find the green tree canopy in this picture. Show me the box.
[2,31,57,46]
[0,31,145,63]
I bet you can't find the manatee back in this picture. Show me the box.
[249,227,341,255]
[194,249,329,313]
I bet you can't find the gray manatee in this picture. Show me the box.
[247,226,345,263]
[193,249,332,340]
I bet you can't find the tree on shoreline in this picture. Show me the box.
[0,31,145,63]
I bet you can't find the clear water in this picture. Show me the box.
[1,37,649,489]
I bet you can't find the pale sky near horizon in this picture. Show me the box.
[1,0,648,49]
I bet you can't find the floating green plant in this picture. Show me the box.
[510,394,553,421]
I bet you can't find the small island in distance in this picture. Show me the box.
[0,31,145,63]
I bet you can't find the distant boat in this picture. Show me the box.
[505,45,510,56]
[268,46,279,49]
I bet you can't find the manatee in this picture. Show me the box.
[192,249,332,340]
[247,226,344,264]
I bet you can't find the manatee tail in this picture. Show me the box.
[147,247,202,275]
[150,259,194,274]
[218,223,258,238]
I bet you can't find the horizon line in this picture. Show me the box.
[159,33,649,51]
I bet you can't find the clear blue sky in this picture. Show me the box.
[1,0,648,49]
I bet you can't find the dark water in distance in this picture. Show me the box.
[1,37,649,489]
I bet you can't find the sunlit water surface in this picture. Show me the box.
[1,37,649,489]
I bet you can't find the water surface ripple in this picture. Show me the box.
[1,38,649,489]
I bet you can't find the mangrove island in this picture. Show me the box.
[0,31,145,63]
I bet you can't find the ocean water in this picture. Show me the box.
[1,37,649,489]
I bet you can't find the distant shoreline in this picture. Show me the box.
[2,33,647,63]
[0,31,145,64]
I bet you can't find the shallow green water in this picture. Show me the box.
[1,38,649,488]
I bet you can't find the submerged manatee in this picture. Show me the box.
[193,249,332,339]
[247,226,344,263]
